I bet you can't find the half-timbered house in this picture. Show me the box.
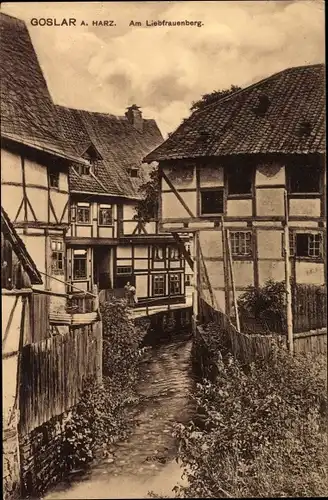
[56,104,188,306]
[144,64,326,315]
[0,13,89,315]
[2,207,43,499]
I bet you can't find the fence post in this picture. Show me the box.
[95,319,103,385]
[283,190,294,354]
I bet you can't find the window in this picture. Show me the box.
[230,232,252,257]
[48,169,59,188]
[289,232,323,259]
[99,205,113,226]
[117,266,133,275]
[153,274,165,296]
[51,240,64,275]
[289,164,321,194]
[168,246,180,260]
[227,164,252,195]
[73,249,87,279]
[153,246,165,261]
[130,168,139,178]
[76,203,90,224]
[169,274,181,295]
[200,189,224,215]
[76,165,90,176]
[185,274,192,287]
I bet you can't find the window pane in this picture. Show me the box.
[296,234,310,257]
[99,207,113,225]
[290,165,320,193]
[169,274,181,295]
[49,170,59,188]
[153,275,165,296]
[154,246,165,260]
[230,232,252,256]
[169,246,180,260]
[73,249,87,279]
[227,165,252,195]
[201,190,224,214]
[77,207,90,223]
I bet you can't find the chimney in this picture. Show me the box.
[125,104,143,132]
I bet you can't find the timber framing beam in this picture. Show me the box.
[172,232,194,271]
[160,169,195,218]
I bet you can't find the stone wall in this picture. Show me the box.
[3,425,21,500]
[19,411,70,498]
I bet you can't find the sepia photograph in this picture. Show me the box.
[1,0,326,499]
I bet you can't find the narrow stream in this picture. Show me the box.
[45,334,194,499]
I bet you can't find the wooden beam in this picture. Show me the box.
[21,156,28,224]
[283,190,294,354]
[171,233,194,271]
[226,228,241,332]
[161,169,195,218]
[2,296,19,350]
[59,200,69,224]
[13,199,24,223]
[49,197,59,224]
[26,197,37,222]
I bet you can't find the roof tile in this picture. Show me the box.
[145,64,325,162]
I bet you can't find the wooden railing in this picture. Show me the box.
[98,288,186,310]
[66,293,98,313]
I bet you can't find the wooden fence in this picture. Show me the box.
[292,284,327,333]
[19,321,102,436]
[293,329,327,356]
[198,298,284,364]
[199,297,327,361]
[29,293,50,343]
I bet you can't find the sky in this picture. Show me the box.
[1,0,325,137]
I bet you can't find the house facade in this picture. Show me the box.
[1,13,88,315]
[145,64,326,315]
[2,208,43,500]
[56,105,188,306]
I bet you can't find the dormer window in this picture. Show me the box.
[299,120,312,138]
[130,168,139,178]
[253,93,270,117]
[76,164,90,176]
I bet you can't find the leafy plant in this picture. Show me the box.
[100,298,146,388]
[174,343,327,498]
[134,167,160,223]
[190,85,242,112]
[237,279,287,333]
[61,299,147,472]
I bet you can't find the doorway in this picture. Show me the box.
[93,247,112,290]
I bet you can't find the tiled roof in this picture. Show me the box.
[0,13,86,164]
[145,64,325,162]
[1,207,43,285]
[56,106,164,199]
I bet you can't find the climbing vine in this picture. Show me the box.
[61,299,148,472]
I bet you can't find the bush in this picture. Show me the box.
[174,344,328,498]
[101,299,146,389]
[62,300,146,471]
[62,377,131,471]
[238,279,287,333]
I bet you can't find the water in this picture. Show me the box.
[45,334,194,499]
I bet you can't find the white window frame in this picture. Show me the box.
[230,231,252,257]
